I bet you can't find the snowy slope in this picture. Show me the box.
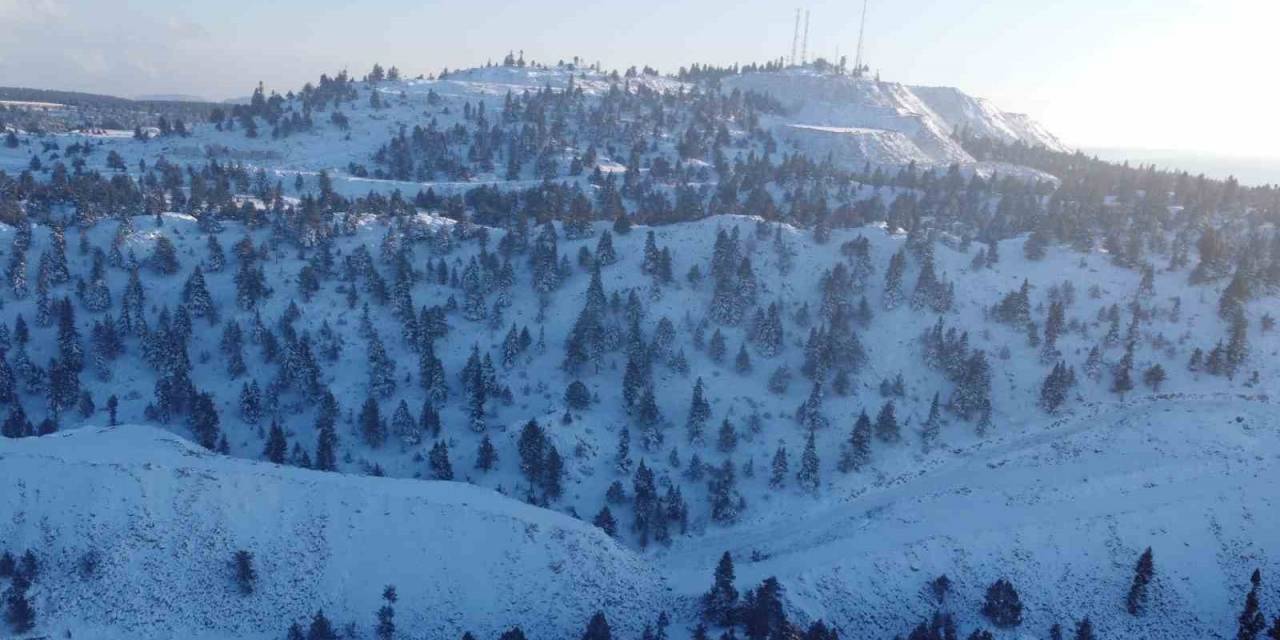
[5,395,1276,639]
[909,85,1068,152]
[0,425,668,640]
[0,211,1276,639]
[663,395,1280,639]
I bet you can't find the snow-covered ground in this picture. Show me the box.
[4,394,1275,639]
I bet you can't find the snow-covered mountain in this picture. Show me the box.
[0,60,1276,640]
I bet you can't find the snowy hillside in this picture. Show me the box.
[0,62,1066,195]
[0,424,668,640]
[3,395,1276,639]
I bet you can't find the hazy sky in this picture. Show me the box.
[2,0,1276,158]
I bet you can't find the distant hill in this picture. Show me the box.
[0,86,220,112]
[0,86,218,132]
[133,93,213,103]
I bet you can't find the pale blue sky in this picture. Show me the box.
[1,0,1275,157]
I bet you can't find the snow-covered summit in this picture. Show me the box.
[724,69,1065,169]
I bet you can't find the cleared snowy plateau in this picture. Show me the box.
[0,65,1276,640]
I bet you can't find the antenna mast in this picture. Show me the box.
[790,9,801,66]
[853,0,869,76]
[801,10,811,65]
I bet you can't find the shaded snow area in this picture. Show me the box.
[0,425,668,640]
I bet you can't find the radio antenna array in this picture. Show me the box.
[790,9,802,66]
[854,0,870,75]
[801,10,811,65]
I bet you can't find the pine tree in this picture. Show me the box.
[981,579,1023,628]
[708,459,741,524]
[476,435,498,471]
[952,350,993,422]
[543,445,565,499]
[264,420,287,464]
[1112,347,1135,399]
[565,380,592,410]
[366,333,397,398]
[632,461,658,545]
[233,549,256,595]
[796,430,820,493]
[770,444,789,489]
[360,396,386,448]
[583,611,614,640]
[1238,569,1266,640]
[742,577,785,640]
[1126,547,1154,615]
[593,505,618,537]
[795,382,829,431]
[921,392,942,452]
[391,399,420,446]
[875,401,900,443]
[839,410,872,472]
[717,419,738,453]
[637,386,664,450]
[708,329,727,362]
[686,378,711,444]
[701,551,739,626]
[314,396,339,471]
[734,343,752,374]
[307,609,338,640]
[882,249,906,309]
[191,392,221,450]
[1073,618,1096,640]
[375,585,397,640]
[429,441,454,480]
[4,573,34,633]
[1039,362,1075,413]
[614,428,633,475]
[240,380,262,424]
[518,419,547,489]
[1265,616,1280,640]
[182,266,217,323]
